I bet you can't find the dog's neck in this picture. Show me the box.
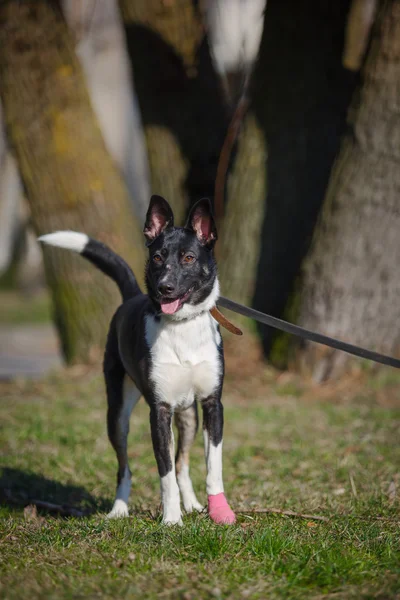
[158,278,220,323]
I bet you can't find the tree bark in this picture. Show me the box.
[62,0,151,223]
[0,1,145,363]
[204,0,268,309]
[144,124,188,226]
[252,0,356,362]
[120,0,202,71]
[217,111,267,306]
[119,0,203,222]
[121,1,266,307]
[297,0,400,380]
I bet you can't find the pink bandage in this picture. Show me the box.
[208,493,236,524]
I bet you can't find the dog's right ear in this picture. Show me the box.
[143,195,174,245]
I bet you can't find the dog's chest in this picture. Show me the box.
[145,312,222,409]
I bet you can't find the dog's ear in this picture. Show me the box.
[185,199,217,248]
[144,195,174,245]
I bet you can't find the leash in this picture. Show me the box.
[210,306,243,336]
[214,296,400,370]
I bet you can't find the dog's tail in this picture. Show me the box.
[38,231,141,302]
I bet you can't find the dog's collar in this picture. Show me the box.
[154,304,243,335]
[210,306,243,336]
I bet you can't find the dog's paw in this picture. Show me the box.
[177,475,203,513]
[162,516,183,526]
[107,499,129,519]
[183,497,204,514]
[162,508,183,526]
[208,493,236,525]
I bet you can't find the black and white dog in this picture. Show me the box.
[39,196,236,525]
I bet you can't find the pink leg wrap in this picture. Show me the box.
[208,493,236,524]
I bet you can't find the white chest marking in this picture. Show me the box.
[145,311,222,409]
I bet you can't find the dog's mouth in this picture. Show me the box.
[159,287,194,315]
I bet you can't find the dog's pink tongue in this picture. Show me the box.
[161,299,180,315]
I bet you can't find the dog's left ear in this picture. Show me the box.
[144,195,174,245]
[185,199,217,248]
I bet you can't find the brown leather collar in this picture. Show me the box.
[210,306,243,336]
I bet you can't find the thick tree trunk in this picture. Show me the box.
[120,0,230,223]
[119,0,203,221]
[62,0,151,222]
[121,0,266,307]
[202,0,266,105]
[217,111,267,306]
[252,0,356,363]
[0,99,43,290]
[203,0,267,308]
[297,0,400,380]
[144,125,188,225]
[120,0,202,71]
[0,149,21,277]
[0,1,145,363]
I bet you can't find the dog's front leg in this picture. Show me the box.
[150,402,182,525]
[201,394,236,524]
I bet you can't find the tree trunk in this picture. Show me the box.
[0,99,43,291]
[120,1,266,309]
[0,1,145,363]
[217,111,267,306]
[62,0,151,223]
[251,0,356,363]
[121,0,266,307]
[144,124,188,225]
[120,0,202,71]
[119,0,203,221]
[0,145,21,277]
[203,0,268,309]
[296,0,400,380]
[120,0,230,221]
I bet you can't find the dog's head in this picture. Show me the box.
[144,195,219,319]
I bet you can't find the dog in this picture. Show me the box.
[39,195,236,525]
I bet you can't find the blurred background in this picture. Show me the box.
[0,0,399,381]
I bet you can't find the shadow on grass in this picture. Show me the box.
[0,467,110,517]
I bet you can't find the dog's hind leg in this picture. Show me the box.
[175,401,203,513]
[105,361,141,518]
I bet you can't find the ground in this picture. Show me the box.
[0,291,61,378]
[0,294,399,599]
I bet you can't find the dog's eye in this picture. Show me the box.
[153,254,162,263]
[183,254,195,264]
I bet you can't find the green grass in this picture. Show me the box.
[0,291,52,325]
[0,368,399,599]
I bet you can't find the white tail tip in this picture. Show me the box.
[38,231,89,253]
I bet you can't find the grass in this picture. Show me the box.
[0,291,52,325]
[0,359,399,599]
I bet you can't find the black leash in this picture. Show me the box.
[217,296,400,370]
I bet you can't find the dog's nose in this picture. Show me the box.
[158,283,175,296]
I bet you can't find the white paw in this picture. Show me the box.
[162,507,183,526]
[107,499,129,519]
[183,496,204,513]
[162,516,183,526]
